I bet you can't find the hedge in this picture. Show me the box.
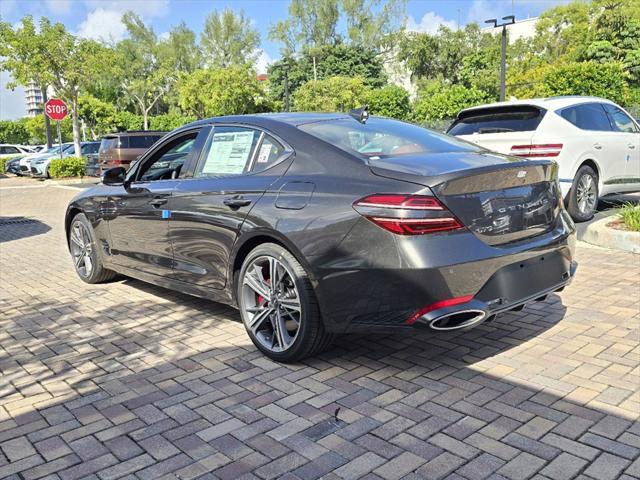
[48,156,86,178]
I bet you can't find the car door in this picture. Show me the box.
[603,104,640,187]
[168,125,293,289]
[559,103,626,185]
[106,127,206,276]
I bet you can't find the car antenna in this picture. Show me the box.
[349,105,369,124]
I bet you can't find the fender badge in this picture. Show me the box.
[161,210,171,219]
[516,170,527,178]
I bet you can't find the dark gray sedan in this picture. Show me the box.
[65,112,577,361]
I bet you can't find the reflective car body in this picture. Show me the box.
[65,114,576,334]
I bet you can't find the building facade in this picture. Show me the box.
[24,81,43,117]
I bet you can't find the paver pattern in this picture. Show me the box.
[1,181,639,480]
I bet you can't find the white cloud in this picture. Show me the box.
[83,0,169,18]
[45,0,72,15]
[466,0,501,26]
[255,50,274,75]
[406,11,457,34]
[77,8,127,42]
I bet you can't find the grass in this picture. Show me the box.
[619,202,640,232]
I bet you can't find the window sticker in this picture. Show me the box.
[256,143,273,163]
[201,131,255,175]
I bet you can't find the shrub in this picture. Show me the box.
[293,76,370,112]
[366,85,411,120]
[48,157,85,178]
[619,202,640,232]
[412,82,489,122]
[149,113,197,131]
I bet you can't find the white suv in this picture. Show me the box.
[448,96,640,221]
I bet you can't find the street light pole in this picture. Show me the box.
[485,15,515,102]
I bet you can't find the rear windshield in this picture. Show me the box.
[100,137,119,150]
[447,106,545,135]
[299,117,479,159]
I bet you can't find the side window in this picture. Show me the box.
[81,143,100,155]
[3,146,19,154]
[560,103,611,131]
[604,105,639,133]
[250,135,286,172]
[136,133,198,182]
[195,127,260,177]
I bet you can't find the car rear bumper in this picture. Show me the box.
[312,210,576,333]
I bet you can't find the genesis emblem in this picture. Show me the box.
[516,170,527,178]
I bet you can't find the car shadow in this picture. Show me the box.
[0,216,51,243]
[2,288,637,479]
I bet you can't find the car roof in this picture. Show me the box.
[103,131,167,137]
[183,112,353,130]
[458,96,619,115]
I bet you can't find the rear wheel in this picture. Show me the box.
[69,213,116,283]
[567,165,598,222]
[237,243,333,362]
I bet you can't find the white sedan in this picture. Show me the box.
[448,96,640,221]
[0,144,36,159]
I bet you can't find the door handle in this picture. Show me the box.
[629,144,637,149]
[223,196,252,208]
[150,198,168,208]
[593,143,602,150]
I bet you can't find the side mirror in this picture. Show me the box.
[102,166,126,185]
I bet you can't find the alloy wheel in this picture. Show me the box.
[240,255,302,353]
[576,173,597,215]
[70,221,94,278]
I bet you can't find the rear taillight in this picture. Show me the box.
[406,295,474,325]
[510,144,563,158]
[353,194,464,235]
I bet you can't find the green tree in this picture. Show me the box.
[164,22,202,73]
[270,0,340,54]
[366,85,410,120]
[532,1,590,61]
[177,67,267,118]
[267,43,386,108]
[201,9,260,68]
[78,95,116,139]
[0,16,107,155]
[293,76,370,112]
[23,115,73,144]
[114,12,174,130]
[0,120,30,144]
[342,0,406,50]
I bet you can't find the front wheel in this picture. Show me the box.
[567,165,599,222]
[69,213,116,283]
[237,243,333,362]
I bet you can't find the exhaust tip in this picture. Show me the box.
[429,309,486,331]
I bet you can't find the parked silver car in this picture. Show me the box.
[30,142,100,178]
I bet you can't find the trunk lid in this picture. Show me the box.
[370,152,561,246]
[456,131,535,155]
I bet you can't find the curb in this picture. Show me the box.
[581,216,640,254]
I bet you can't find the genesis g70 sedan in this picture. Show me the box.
[66,112,577,361]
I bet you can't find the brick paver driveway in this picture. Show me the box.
[1,181,639,480]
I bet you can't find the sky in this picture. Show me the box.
[0,0,568,120]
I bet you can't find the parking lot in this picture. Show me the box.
[1,180,639,480]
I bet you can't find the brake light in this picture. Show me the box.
[353,194,464,235]
[406,295,474,325]
[510,144,563,158]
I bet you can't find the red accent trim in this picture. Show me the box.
[406,295,474,325]
[368,217,463,235]
[510,144,563,158]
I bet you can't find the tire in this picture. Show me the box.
[237,243,333,362]
[69,213,116,284]
[567,165,599,222]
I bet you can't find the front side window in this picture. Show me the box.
[559,103,612,131]
[604,105,638,133]
[195,127,261,177]
[2,146,20,154]
[301,117,480,160]
[137,133,197,182]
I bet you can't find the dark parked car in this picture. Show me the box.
[65,112,577,361]
[5,157,23,175]
[98,131,166,171]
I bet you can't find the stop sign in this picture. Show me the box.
[44,98,68,121]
